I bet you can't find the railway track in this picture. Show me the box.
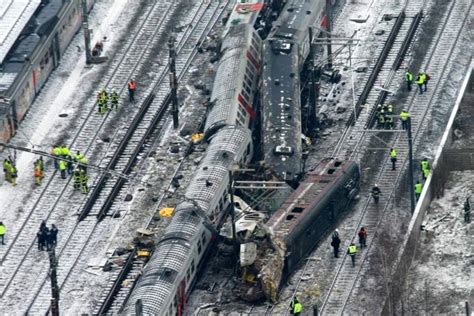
[26,1,229,314]
[90,3,232,312]
[0,1,179,308]
[318,0,471,314]
[0,0,222,312]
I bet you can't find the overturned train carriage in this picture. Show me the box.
[123,126,253,315]
[204,23,262,138]
[250,159,360,302]
[260,0,329,184]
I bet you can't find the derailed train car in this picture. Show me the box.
[260,0,329,184]
[239,159,360,302]
[123,126,253,315]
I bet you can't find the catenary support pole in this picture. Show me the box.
[168,37,179,129]
[49,248,60,316]
[407,117,415,212]
[325,0,333,69]
[81,0,92,64]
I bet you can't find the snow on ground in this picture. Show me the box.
[0,0,135,233]
[403,170,474,314]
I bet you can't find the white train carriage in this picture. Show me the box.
[204,24,262,137]
[123,126,253,315]
[122,202,213,316]
[224,0,266,34]
[186,126,253,223]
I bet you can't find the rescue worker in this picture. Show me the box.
[101,89,109,112]
[416,72,424,94]
[60,145,70,160]
[331,231,341,258]
[424,72,430,91]
[358,227,367,248]
[421,158,430,173]
[3,158,12,184]
[34,160,43,185]
[390,148,397,171]
[128,79,137,103]
[50,224,58,247]
[371,184,381,204]
[59,160,67,179]
[52,145,61,169]
[347,242,358,267]
[36,156,44,172]
[400,110,410,130]
[110,90,119,111]
[405,70,413,91]
[0,222,5,245]
[423,167,430,180]
[9,159,17,186]
[415,181,423,201]
[289,297,302,315]
[385,114,394,130]
[378,110,385,128]
[78,155,88,174]
[73,168,82,190]
[81,169,89,194]
[464,197,471,223]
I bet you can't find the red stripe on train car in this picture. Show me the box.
[246,51,260,71]
[321,15,328,28]
[238,94,256,118]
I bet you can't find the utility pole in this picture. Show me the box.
[325,0,333,69]
[168,37,179,129]
[81,0,92,64]
[49,248,60,316]
[407,117,415,212]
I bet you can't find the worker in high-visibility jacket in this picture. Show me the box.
[415,181,423,200]
[80,169,89,194]
[390,148,397,171]
[421,158,430,172]
[73,168,82,190]
[400,110,410,130]
[34,160,43,185]
[416,73,424,94]
[0,221,6,245]
[290,297,303,315]
[347,242,358,267]
[51,146,61,169]
[59,160,67,179]
[405,70,413,91]
[110,90,119,111]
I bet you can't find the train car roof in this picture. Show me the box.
[270,0,321,44]
[225,0,264,30]
[261,41,302,175]
[0,0,73,95]
[267,159,358,233]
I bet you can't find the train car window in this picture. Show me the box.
[286,214,295,220]
[198,244,202,254]
[202,232,206,244]
[186,270,191,282]
[292,207,304,213]
[334,161,342,167]
[191,260,195,273]
[327,168,336,174]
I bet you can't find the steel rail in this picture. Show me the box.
[320,0,470,313]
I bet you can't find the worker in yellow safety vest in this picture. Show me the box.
[415,181,423,200]
[347,242,358,267]
[290,297,303,315]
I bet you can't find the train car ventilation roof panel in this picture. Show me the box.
[0,0,41,65]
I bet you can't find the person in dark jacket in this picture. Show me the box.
[45,228,53,251]
[50,224,58,247]
[331,233,341,258]
[358,227,367,248]
[37,230,45,250]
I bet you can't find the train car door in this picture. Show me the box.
[52,33,61,69]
